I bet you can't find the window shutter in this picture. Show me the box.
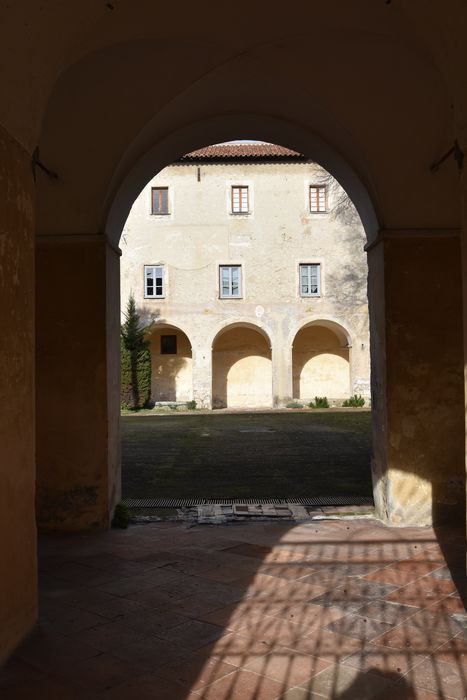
[232,186,248,213]
[310,186,326,212]
[152,187,169,214]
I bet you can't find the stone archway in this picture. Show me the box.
[1,5,467,665]
[212,323,272,409]
[292,322,350,402]
[32,90,465,537]
[148,324,193,404]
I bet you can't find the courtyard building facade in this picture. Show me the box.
[120,143,371,409]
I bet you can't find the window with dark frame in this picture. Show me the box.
[151,187,169,215]
[309,185,327,213]
[144,265,164,297]
[299,263,321,297]
[231,185,249,214]
[161,335,177,354]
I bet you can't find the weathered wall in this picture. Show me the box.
[462,145,467,542]
[0,125,37,662]
[293,326,350,400]
[212,327,272,408]
[372,233,465,526]
[120,160,370,407]
[36,236,121,529]
[367,242,389,520]
[149,328,192,402]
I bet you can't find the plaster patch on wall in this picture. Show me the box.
[353,378,370,395]
[37,486,99,527]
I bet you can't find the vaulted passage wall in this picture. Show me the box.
[0,126,37,662]
[369,232,465,526]
[36,236,121,531]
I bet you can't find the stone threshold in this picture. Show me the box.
[130,502,375,525]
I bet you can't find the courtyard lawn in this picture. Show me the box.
[122,410,372,500]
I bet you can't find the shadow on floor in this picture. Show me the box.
[1,518,466,699]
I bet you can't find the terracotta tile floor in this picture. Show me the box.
[2,519,467,699]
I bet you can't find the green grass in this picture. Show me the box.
[122,410,372,500]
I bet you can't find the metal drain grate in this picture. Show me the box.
[289,496,373,506]
[123,496,374,509]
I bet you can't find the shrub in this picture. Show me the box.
[309,396,329,408]
[111,503,130,529]
[286,401,303,409]
[342,394,365,407]
[186,400,197,410]
[120,294,151,410]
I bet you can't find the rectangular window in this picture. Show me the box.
[219,265,242,298]
[309,185,327,212]
[231,186,249,214]
[299,263,321,297]
[151,187,169,215]
[144,265,164,298]
[161,335,177,354]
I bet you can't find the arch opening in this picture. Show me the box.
[105,114,380,246]
[212,324,273,409]
[147,324,193,404]
[118,137,372,500]
[292,323,351,402]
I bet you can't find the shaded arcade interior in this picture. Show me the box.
[0,3,466,693]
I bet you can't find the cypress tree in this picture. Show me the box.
[120,295,151,409]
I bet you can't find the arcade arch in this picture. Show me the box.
[292,321,351,402]
[147,324,193,404]
[34,115,465,534]
[28,25,465,543]
[212,323,273,409]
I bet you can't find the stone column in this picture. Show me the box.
[0,126,37,662]
[368,230,464,526]
[272,341,293,406]
[349,336,371,400]
[191,341,213,408]
[36,234,121,529]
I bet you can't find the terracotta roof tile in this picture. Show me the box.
[180,142,305,160]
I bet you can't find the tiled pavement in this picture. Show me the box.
[2,519,466,699]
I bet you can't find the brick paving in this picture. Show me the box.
[1,519,466,699]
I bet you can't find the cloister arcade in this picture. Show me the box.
[0,0,466,667]
[147,320,356,409]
